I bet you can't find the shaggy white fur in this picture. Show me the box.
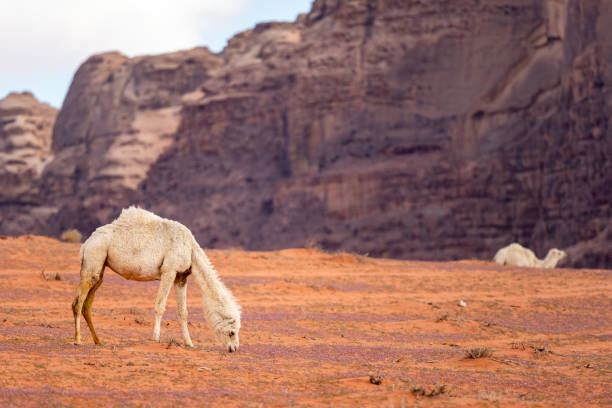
[71,207,241,352]
[493,243,566,268]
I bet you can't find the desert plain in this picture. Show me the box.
[0,235,610,407]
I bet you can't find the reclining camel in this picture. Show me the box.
[72,207,241,352]
[493,243,566,268]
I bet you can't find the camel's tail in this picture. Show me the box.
[79,242,86,268]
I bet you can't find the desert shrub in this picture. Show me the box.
[369,374,383,385]
[60,229,82,243]
[40,270,62,281]
[465,347,493,359]
[304,238,323,251]
[410,384,447,397]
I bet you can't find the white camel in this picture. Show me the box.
[493,243,566,268]
[72,207,241,352]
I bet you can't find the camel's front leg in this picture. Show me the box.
[153,269,177,342]
[174,274,194,347]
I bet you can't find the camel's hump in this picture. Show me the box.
[114,206,164,225]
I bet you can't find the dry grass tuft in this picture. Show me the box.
[304,238,323,251]
[60,229,82,243]
[465,347,493,359]
[511,342,553,357]
[529,344,552,357]
[166,338,181,349]
[410,384,447,397]
[436,313,449,322]
[345,251,370,263]
[40,269,62,281]
[369,374,383,385]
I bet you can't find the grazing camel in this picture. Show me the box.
[72,207,241,352]
[493,243,566,268]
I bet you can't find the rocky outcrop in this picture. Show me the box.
[41,49,223,230]
[0,92,57,235]
[560,220,612,269]
[3,0,612,268]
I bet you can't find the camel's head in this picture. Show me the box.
[214,315,241,353]
[544,248,567,268]
[549,248,567,261]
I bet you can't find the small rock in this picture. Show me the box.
[458,300,467,307]
[369,374,383,385]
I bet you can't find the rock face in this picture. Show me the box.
[560,220,612,269]
[4,0,612,268]
[0,92,57,235]
[41,49,222,231]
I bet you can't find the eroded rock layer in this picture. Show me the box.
[0,92,57,235]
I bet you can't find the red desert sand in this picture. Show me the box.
[0,236,610,407]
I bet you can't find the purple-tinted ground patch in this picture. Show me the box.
[244,311,422,323]
[474,310,609,334]
[0,385,300,405]
[224,275,379,292]
[531,296,612,314]
[240,343,462,364]
[243,318,476,344]
[223,276,279,286]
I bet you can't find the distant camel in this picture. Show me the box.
[493,243,566,268]
[72,207,241,352]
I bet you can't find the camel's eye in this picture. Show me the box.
[229,331,235,337]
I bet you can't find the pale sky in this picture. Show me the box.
[0,0,313,108]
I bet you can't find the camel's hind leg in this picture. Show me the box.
[82,270,105,345]
[72,280,92,345]
[73,245,106,345]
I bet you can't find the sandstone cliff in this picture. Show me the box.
[0,92,57,235]
[4,0,612,268]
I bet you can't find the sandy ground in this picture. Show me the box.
[0,236,610,407]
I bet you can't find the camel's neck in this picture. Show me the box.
[191,247,239,326]
[192,248,225,305]
[538,251,559,268]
